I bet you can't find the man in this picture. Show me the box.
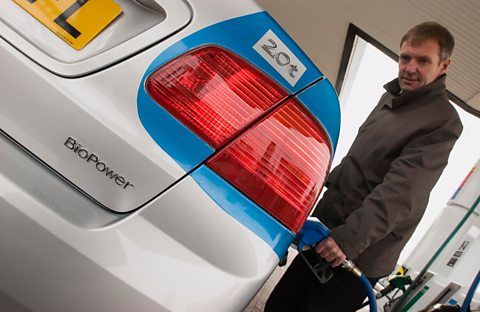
[265,21,463,311]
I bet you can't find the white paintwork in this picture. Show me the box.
[0,0,282,311]
[0,0,192,76]
[0,0,262,213]
[0,38,182,212]
[0,134,277,312]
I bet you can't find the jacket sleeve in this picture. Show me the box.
[330,119,462,260]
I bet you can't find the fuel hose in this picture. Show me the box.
[343,259,378,312]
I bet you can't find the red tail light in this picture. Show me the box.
[146,46,288,148]
[146,46,331,232]
[207,99,331,232]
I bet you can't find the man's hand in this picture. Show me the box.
[314,237,346,267]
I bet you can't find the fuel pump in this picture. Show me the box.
[387,159,480,312]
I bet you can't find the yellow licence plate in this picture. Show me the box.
[14,0,123,50]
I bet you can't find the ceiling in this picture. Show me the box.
[257,0,480,116]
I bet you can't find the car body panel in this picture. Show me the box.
[0,133,277,312]
[0,0,340,310]
[191,165,294,256]
[0,0,192,76]
[0,39,183,213]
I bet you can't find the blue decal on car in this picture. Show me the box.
[191,165,294,257]
[137,11,325,172]
[296,79,341,151]
[137,11,340,256]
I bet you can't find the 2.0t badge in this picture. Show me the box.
[253,29,307,87]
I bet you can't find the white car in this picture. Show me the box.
[0,0,340,311]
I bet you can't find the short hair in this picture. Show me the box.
[401,21,455,60]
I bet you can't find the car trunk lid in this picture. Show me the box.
[0,0,192,77]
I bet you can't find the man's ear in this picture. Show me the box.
[440,58,451,75]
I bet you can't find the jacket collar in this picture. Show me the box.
[383,74,447,109]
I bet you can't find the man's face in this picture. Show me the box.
[398,39,450,91]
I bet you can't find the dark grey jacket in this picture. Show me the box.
[312,75,463,277]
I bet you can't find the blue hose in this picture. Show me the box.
[359,272,378,312]
[460,269,480,312]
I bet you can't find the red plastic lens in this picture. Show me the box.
[146,45,331,232]
[207,99,331,232]
[146,46,288,148]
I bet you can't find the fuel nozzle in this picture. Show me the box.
[376,275,412,299]
[295,218,330,251]
[296,219,379,312]
[295,219,333,283]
